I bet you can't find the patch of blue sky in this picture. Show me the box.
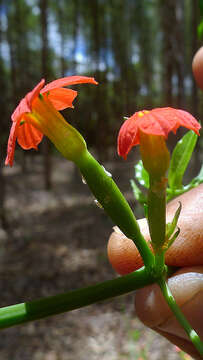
[0,4,7,31]
[0,5,9,62]
[1,41,10,63]
[0,0,9,15]
[48,19,90,74]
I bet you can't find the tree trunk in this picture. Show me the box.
[191,1,200,117]
[39,0,52,190]
[173,0,186,108]
[158,0,174,106]
[0,2,8,229]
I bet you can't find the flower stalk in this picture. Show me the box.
[29,94,87,162]
[158,277,203,356]
[75,149,155,269]
[139,132,169,258]
[0,266,155,329]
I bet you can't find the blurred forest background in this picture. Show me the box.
[0,0,203,227]
[0,1,203,359]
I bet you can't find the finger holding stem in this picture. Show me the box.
[117,107,203,356]
[158,277,203,356]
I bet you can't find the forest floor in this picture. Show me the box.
[0,152,185,360]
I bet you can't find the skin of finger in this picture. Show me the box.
[135,266,203,328]
[109,184,203,271]
[192,46,203,91]
[155,329,202,360]
[135,267,203,357]
[165,184,203,267]
[139,184,203,267]
[107,231,148,274]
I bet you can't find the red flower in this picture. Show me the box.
[118,107,201,159]
[6,76,97,166]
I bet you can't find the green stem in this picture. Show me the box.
[148,177,166,252]
[158,277,203,357]
[154,251,165,276]
[0,267,153,329]
[75,150,154,269]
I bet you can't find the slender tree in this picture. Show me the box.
[0,0,9,228]
[158,0,175,106]
[191,0,200,117]
[39,0,53,190]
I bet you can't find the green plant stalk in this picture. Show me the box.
[158,277,203,356]
[148,178,166,250]
[0,267,154,329]
[75,149,154,269]
[147,173,203,356]
[148,176,166,273]
[166,182,201,202]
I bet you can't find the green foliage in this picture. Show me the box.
[168,130,198,190]
[166,202,181,240]
[199,0,203,15]
[198,1,203,39]
[164,202,181,251]
[192,163,203,184]
[129,329,141,341]
[131,131,203,205]
[130,160,148,205]
[130,179,147,205]
[197,20,203,39]
[135,160,149,189]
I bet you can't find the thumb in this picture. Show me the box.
[107,184,203,274]
[135,266,203,360]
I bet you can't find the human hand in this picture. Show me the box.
[108,184,203,358]
[135,266,203,360]
[135,49,203,360]
[107,45,203,357]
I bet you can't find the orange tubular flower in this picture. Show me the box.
[118,107,201,252]
[6,76,98,166]
[118,107,201,160]
[118,107,201,179]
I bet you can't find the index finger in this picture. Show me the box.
[107,184,203,274]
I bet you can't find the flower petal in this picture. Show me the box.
[117,116,139,159]
[11,98,29,122]
[6,76,97,166]
[138,111,168,136]
[5,121,19,166]
[11,79,45,123]
[25,79,45,109]
[17,121,43,150]
[41,76,98,93]
[46,88,78,110]
[176,109,201,135]
[148,108,201,137]
[117,107,201,159]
